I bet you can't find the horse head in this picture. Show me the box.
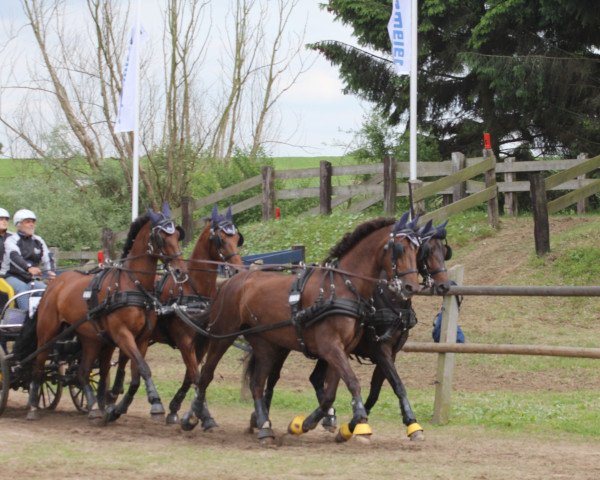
[383,212,421,299]
[417,219,452,294]
[207,205,244,265]
[146,202,186,275]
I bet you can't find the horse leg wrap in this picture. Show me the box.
[335,422,353,442]
[288,415,306,435]
[190,395,216,431]
[25,381,41,421]
[167,388,188,424]
[302,407,326,432]
[150,399,165,417]
[407,422,424,438]
[321,407,337,432]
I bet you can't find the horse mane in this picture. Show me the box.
[121,214,151,259]
[324,217,395,263]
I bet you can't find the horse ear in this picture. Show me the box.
[396,211,409,230]
[226,206,233,222]
[147,207,160,225]
[408,214,420,230]
[419,219,434,237]
[161,201,171,218]
[211,205,219,224]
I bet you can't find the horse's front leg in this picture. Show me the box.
[95,346,115,410]
[181,338,232,432]
[371,350,424,441]
[105,330,164,423]
[167,330,199,425]
[107,349,128,405]
[308,359,337,432]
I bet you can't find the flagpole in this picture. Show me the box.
[131,0,141,221]
[408,0,417,182]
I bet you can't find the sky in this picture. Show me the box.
[0,1,373,158]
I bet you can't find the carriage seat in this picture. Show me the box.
[0,277,15,312]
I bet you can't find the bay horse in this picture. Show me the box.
[107,206,244,424]
[180,213,421,443]
[27,203,186,422]
[278,219,453,441]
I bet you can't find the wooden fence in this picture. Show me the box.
[53,151,599,259]
[174,150,598,239]
[408,265,600,424]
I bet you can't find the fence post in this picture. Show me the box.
[383,156,397,215]
[262,165,275,221]
[432,264,464,425]
[319,160,332,215]
[101,227,115,261]
[409,179,426,215]
[503,157,518,216]
[576,153,589,214]
[450,152,466,205]
[529,172,550,255]
[181,196,193,246]
[483,148,500,228]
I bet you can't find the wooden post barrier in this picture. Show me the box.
[483,148,499,229]
[383,156,397,215]
[576,153,589,214]
[261,165,275,221]
[529,172,550,255]
[181,196,193,246]
[450,152,466,205]
[503,157,518,216]
[431,264,464,425]
[409,281,600,425]
[101,227,115,261]
[409,179,425,216]
[319,160,332,215]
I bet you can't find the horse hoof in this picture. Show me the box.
[335,423,353,443]
[257,428,275,444]
[287,415,305,435]
[202,418,218,431]
[181,412,199,432]
[321,414,337,433]
[103,405,120,423]
[151,412,165,422]
[409,430,425,441]
[26,409,40,421]
[407,422,424,441]
[166,413,179,425]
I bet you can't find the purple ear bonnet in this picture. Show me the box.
[149,202,175,234]
[211,205,237,235]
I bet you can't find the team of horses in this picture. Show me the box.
[23,203,453,444]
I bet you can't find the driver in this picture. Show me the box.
[0,209,55,310]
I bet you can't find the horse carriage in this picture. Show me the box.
[0,279,95,416]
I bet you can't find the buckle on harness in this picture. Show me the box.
[288,293,301,306]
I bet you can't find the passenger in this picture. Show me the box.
[0,207,11,265]
[0,209,55,311]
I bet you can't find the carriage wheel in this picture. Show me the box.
[0,347,10,416]
[68,369,99,413]
[38,368,63,410]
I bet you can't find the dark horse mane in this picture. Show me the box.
[324,217,395,263]
[121,214,151,259]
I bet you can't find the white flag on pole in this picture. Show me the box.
[387,0,412,76]
[115,26,145,133]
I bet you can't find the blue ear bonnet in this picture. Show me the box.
[392,212,420,246]
[148,202,176,234]
[211,205,237,235]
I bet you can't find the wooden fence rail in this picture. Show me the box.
[409,265,600,425]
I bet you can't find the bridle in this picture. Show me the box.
[147,218,187,283]
[209,223,244,263]
[383,229,420,296]
[417,236,452,288]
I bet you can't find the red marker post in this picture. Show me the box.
[275,207,281,220]
[97,250,105,266]
[483,132,492,150]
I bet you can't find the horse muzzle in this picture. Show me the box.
[388,278,419,299]
[433,280,451,295]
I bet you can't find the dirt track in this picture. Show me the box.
[1,216,600,479]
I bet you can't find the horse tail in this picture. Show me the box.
[13,309,39,362]
[242,349,256,394]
